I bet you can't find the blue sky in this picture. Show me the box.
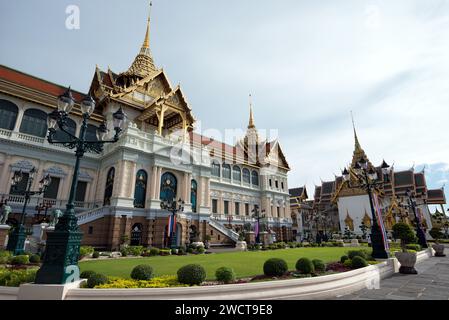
[0,0,448,211]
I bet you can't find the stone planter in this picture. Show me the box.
[395,251,417,274]
[235,241,247,251]
[350,239,359,247]
[432,243,446,257]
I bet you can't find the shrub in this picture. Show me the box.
[197,247,205,254]
[406,244,421,252]
[351,256,368,269]
[171,248,178,255]
[0,268,37,287]
[340,255,349,263]
[149,248,160,256]
[92,251,100,259]
[10,255,29,265]
[312,259,326,272]
[263,258,288,277]
[343,259,352,268]
[95,275,186,289]
[79,246,94,259]
[215,267,235,284]
[393,223,417,251]
[86,273,108,288]
[178,247,186,255]
[0,251,12,264]
[131,264,154,281]
[187,247,194,254]
[347,249,369,260]
[127,246,144,256]
[29,254,41,264]
[429,227,444,241]
[80,270,97,279]
[177,264,206,286]
[120,249,128,257]
[295,258,315,274]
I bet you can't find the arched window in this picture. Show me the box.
[233,166,241,182]
[133,170,148,208]
[0,100,18,130]
[222,164,231,180]
[19,108,48,137]
[211,161,220,178]
[103,167,115,206]
[54,118,76,142]
[191,180,198,213]
[243,168,250,184]
[160,172,177,202]
[85,124,98,141]
[252,171,259,186]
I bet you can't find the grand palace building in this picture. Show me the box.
[290,127,446,241]
[0,14,292,250]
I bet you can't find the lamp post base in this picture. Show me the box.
[370,229,389,259]
[35,229,82,284]
[6,225,26,255]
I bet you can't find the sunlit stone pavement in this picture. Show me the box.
[334,247,449,300]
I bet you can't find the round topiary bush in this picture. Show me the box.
[131,264,154,280]
[80,270,97,279]
[92,251,100,259]
[263,258,288,277]
[347,249,369,260]
[10,255,29,265]
[215,267,236,284]
[295,258,315,274]
[149,248,160,256]
[86,273,108,288]
[177,264,206,285]
[29,254,40,264]
[340,255,349,263]
[312,259,326,272]
[343,259,352,268]
[351,256,368,269]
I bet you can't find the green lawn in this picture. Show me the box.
[79,247,351,280]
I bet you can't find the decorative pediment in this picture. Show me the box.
[44,166,67,178]
[78,171,93,181]
[10,160,34,172]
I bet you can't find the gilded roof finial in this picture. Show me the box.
[351,110,361,152]
[248,94,255,129]
[141,1,152,53]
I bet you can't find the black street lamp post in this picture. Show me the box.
[160,195,185,250]
[342,159,390,259]
[6,168,51,255]
[251,205,265,244]
[399,189,428,248]
[35,88,124,284]
[35,201,53,224]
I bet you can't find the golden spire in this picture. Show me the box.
[122,1,156,78]
[248,94,255,129]
[350,111,372,169]
[141,1,152,54]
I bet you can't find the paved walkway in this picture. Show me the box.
[335,249,449,300]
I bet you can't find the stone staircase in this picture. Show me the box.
[208,218,239,243]
[76,206,110,225]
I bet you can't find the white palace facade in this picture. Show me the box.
[0,15,292,250]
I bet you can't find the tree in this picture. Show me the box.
[359,222,368,240]
[392,222,417,252]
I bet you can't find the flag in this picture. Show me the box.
[372,193,389,251]
[254,220,259,237]
[168,214,177,235]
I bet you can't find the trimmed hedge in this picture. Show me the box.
[263,258,288,277]
[131,264,154,281]
[340,255,349,263]
[351,256,368,269]
[80,270,97,279]
[10,255,29,265]
[312,259,326,272]
[347,249,370,260]
[177,264,206,286]
[29,254,41,264]
[86,273,108,288]
[215,267,236,284]
[295,258,315,274]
